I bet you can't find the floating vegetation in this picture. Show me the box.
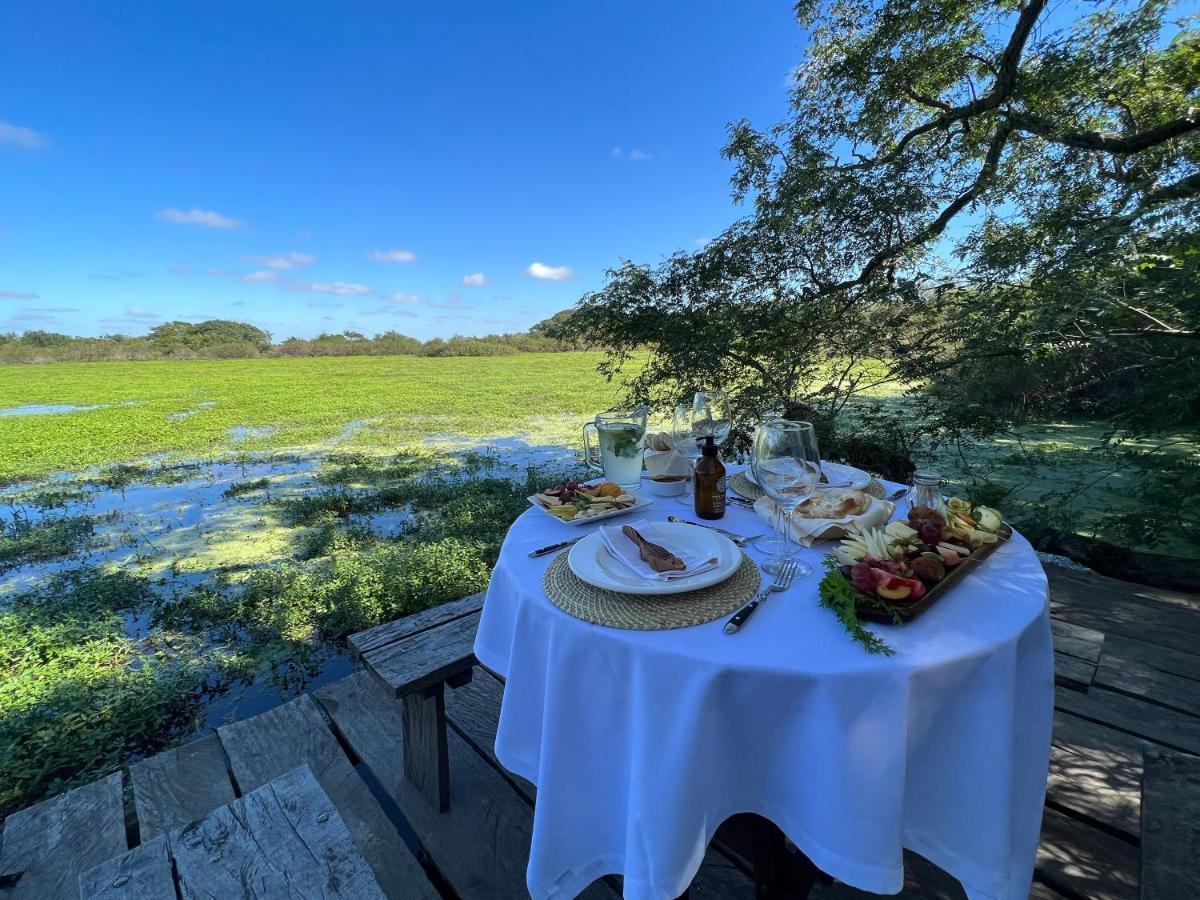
[0,514,95,573]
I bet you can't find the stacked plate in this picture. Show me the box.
[567,521,741,596]
[743,461,871,491]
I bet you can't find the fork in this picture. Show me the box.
[723,558,798,634]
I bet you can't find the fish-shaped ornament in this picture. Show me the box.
[622,525,686,573]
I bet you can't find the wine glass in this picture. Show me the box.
[751,420,821,576]
[673,391,731,505]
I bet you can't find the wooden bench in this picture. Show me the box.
[1140,749,1200,899]
[79,765,387,899]
[348,592,484,812]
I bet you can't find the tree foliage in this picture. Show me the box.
[558,0,1199,455]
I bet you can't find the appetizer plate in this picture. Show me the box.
[745,461,871,491]
[567,522,740,595]
[527,491,655,526]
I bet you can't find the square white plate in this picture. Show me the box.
[527,490,655,526]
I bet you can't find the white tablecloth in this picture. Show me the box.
[474,471,1053,900]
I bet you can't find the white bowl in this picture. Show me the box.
[643,474,689,497]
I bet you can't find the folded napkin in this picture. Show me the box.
[752,495,895,547]
[644,445,693,480]
[598,519,717,582]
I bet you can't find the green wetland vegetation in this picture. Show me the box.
[0,352,1196,815]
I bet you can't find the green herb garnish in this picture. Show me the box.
[816,556,897,656]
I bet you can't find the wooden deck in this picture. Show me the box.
[2,560,1199,899]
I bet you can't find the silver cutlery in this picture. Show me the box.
[723,558,798,634]
[886,487,908,502]
[528,537,581,558]
[666,515,762,547]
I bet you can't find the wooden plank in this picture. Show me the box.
[1055,651,1096,690]
[79,835,174,900]
[1140,750,1200,900]
[362,610,480,696]
[1054,686,1200,755]
[170,764,386,899]
[1048,571,1200,656]
[1048,567,1200,618]
[402,687,449,812]
[317,670,618,900]
[1036,806,1140,900]
[1095,641,1200,718]
[349,592,484,657]
[0,771,126,900]
[1049,709,1145,837]
[217,693,437,900]
[1105,633,1200,682]
[1029,881,1071,899]
[1051,617,1105,663]
[128,733,236,840]
[443,666,538,799]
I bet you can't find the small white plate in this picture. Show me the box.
[567,521,740,595]
[527,490,654,526]
[745,461,871,491]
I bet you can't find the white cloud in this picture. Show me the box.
[369,249,417,264]
[526,262,573,281]
[250,252,316,270]
[611,146,653,162]
[388,294,422,304]
[242,270,279,283]
[0,289,38,299]
[126,307,159,319]
[461,272,490,287]
[155,208,245,229]
[0,120,49,149]
[297,281,374,295]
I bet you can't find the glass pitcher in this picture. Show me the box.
[582,407,648,490]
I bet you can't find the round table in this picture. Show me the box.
[474,471,1053,900]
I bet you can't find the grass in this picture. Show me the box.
[0,449,578,816]
[0,354,620,481]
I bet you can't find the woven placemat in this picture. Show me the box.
[729,470,763,500]
[729,471,885,501]
[544,552,761,630]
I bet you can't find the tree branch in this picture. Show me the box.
[1004,110,1200,154]
[840,0,1047,170]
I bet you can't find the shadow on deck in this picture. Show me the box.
[2,562,1198,899]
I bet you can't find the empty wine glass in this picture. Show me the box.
[673,391,731,505]
[751,420,821,576]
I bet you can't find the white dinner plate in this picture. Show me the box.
[567,521,740,596]
[745,461,871,491]
[527,490,655,527]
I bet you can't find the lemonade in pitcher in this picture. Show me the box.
[583,408,648,490]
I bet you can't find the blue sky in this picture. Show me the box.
[0,2,804,341]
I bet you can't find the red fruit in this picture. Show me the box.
[565,481,579,492]
[869,567,926,600]
[918,523,942,545]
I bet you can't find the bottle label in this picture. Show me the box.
[714,476,727,514]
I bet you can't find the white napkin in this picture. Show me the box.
[752,496,895,547]
[644,446,693,479]
[598,519,716,582]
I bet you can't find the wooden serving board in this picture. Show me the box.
[854,524,1014,624]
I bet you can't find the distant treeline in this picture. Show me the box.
[0,315,582,364]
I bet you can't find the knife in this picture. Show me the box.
[528,538,581,558]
